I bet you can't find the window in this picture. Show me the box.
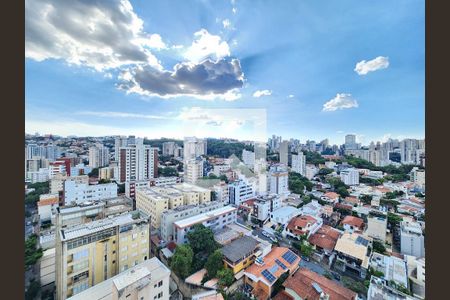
[158,280,163,287]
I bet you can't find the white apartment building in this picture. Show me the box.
[268,164,289,196]
[228,179,255,205]
[410,167,425,190]
[38,193,60,222]
[118,140,158,183]
[70,164,92,177]
[51,175,89,195]
[305,164,319,180]
[340,168,360,186]
[212,181,229,202]
[64,181,118,205]
[400,220,425,258]
[242,149,255,168]
[212,163,231,176]
[252,194,282,221]
[160,201,227,242]
[89,144,110,168]
[183,137,207,160]
[67,258,170,300]
[173,205,237,244]
[183,158,204,184]
[291,152,306,176]
[279,140,289,166]
[27,168,50,183]
[114,136,129,162]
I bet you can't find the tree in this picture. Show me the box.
[25,234,43,268]
[372,241,386,254]
[170,245,194,279]
[88,167,99,177]
[187,224,218,255]
[205,249,224,278]
[336,186,350,198]
[159,167,179,177]
[217,268,234,287]
[25,280,41,300]
[25,181,50,206]
[300,243,314,257]
[387,213,403,227]
[360,194,373,205]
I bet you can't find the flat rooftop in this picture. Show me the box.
[60,211,147,241]
[67,258,170,300]
[222,236,259,263]
[174,205,237,229]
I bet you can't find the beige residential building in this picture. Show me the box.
[55,211,150,299]
[51,174,89,195]
[136,183,211,229]
[67,257,170,300]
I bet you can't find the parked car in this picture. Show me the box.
[301,255,311,262]
[262,231,270,237]
[270,237,278,243]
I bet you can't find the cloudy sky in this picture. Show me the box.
[25,0,424,145]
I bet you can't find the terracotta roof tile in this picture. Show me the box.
[308,225,341,251]
[283,268,357,300]
[341,216,364,229]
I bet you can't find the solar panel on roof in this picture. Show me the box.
[356,236,369,246]
[269,265,279,274]
[275,259,287,270]
[282,250,298,264]
[261,269,276,283]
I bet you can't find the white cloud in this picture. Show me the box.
[253,90,272,98]
[322,93,359,112]
[287,94,294,98]
[232,7,237,14]
[184,29,230,63]
[139,34,167,50]
[222,19,231,29]
[76,111,169,119]
[354,56,389,75]
[25,0,162,71]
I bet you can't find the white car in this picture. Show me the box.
[262,231,271,237]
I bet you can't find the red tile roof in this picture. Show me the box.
[308,225,341,251]
[284,268,357,300]
[287,215,318,235]
[341,216,364,229]
[344,196,359,205]
[324,192,339,199]
[334,203,353,211]
[37,196,59,207]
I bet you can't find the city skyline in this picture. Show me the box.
[26,0,424,145]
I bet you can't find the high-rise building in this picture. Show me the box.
[114,136,129,162]
[340,168,360,186]
[291,152,306,176]
[183,137,207,160]
[228,179,255,205]
[268,164,289,196]
[89,144,110,168]
[55,211,150,299]
[118,140,158,183]
[242,149,255,168]
[400,220,425,258]
[279,140,289,166]
[183,158,204,184]
[345,134,357,150]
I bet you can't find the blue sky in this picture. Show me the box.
[25,0,424,145]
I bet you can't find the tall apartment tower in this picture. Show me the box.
[183,137,207,160]
[114,136,129,162]
[268,164,289,196]
[345,134,357,150]
[55,211,150,299]
[88,144,110,168]
[118,140,158,183]
[183,158,204,184]
[279,140,289,166]
[291,152,306,176]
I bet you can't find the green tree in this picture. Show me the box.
[372,241,386,254]
[387,213,403,227]
[205,249,224,278]
[25,234,43,268]
[159,167,179,177]
[360,194,373,204]
[217,268,234,287]
[88,167,99,177]
[336,186,350,198]
[25,280,41,300]
[170,245,194,279]
[300,243,314,257]
[25,181,50,206]
[186,224,218,255]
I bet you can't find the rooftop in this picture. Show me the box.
[334,232,372,267]
[173,205,237,229]
[370,252,408,288]
[60,211,147,241]
[67,258,170,300]
[283,268,357,300]
[245,247,300,287]
[222,236,259,263]
[308,225,341,251]
[271,206,301,219]
[341,216,365,229]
